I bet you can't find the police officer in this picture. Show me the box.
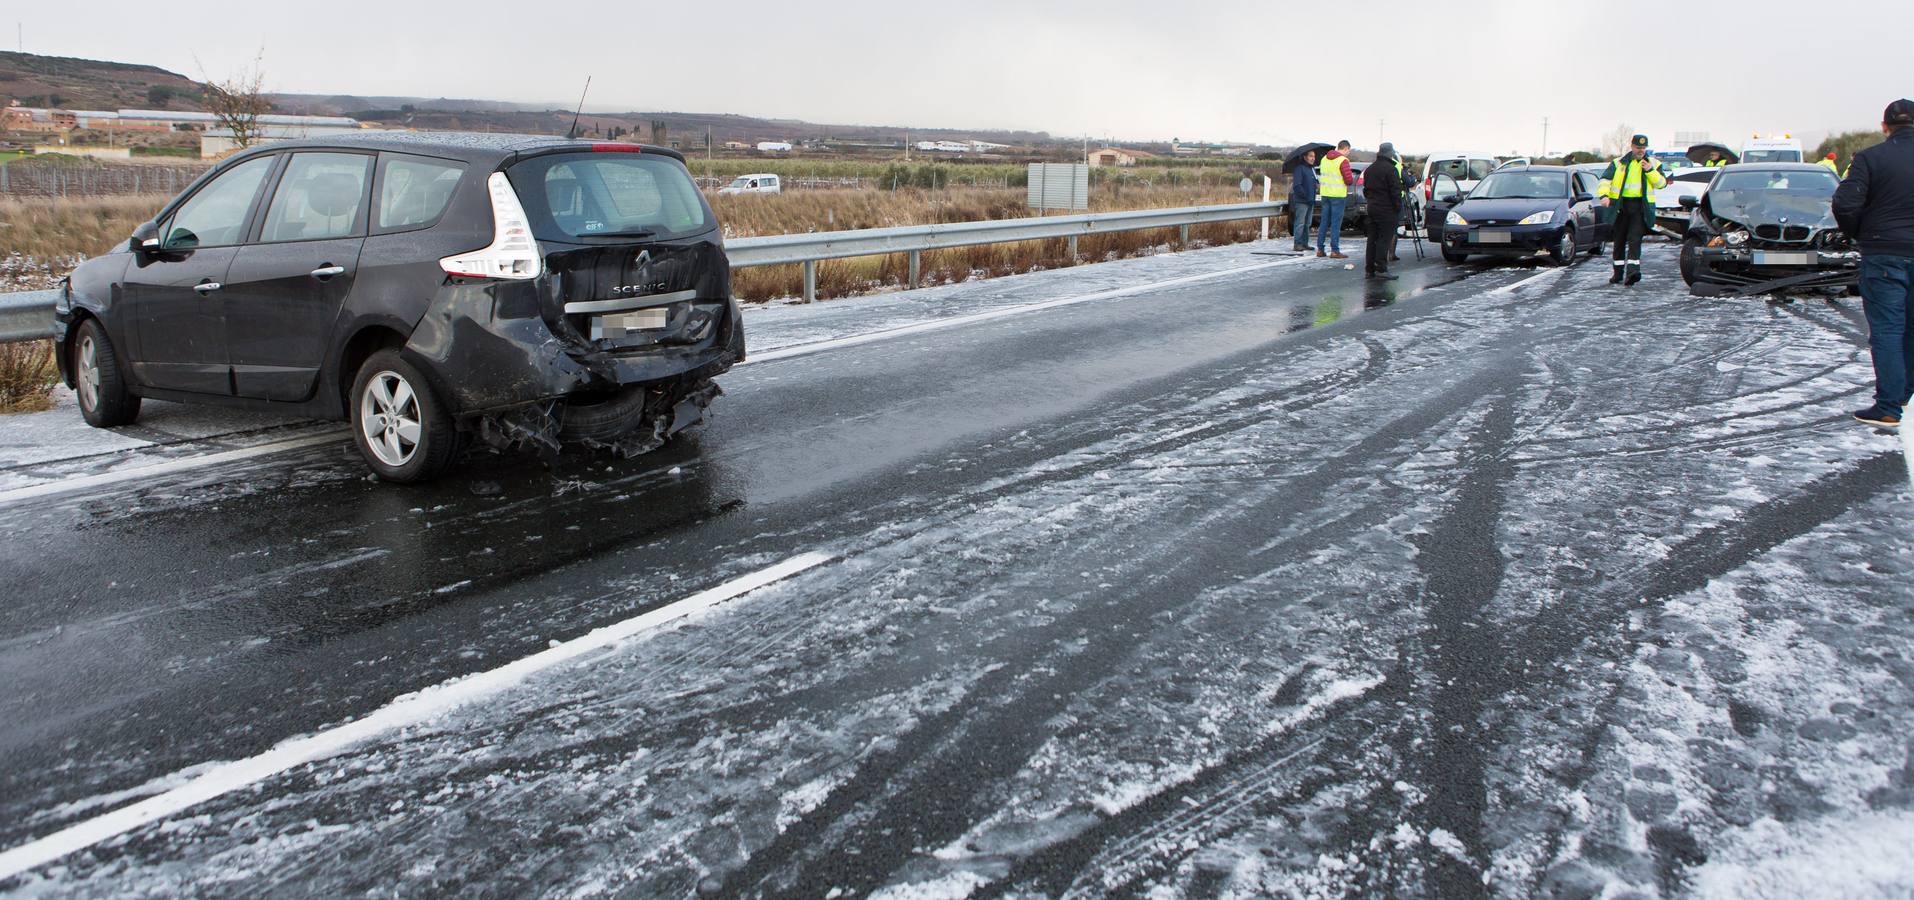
[1596,134,1668,285]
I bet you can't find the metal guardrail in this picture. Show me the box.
[0,200,1289,341]
[0,289,58,343]
[727,200,1285,301]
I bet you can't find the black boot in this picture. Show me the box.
[1625,265,1641,286]
[1610,264,1624,284]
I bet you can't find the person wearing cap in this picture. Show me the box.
[1819,152,1842,175]
[1833,99,1914,429]
[1595,134,1668,285]
[1362,142,1405,279]
[1290,149,1319,252]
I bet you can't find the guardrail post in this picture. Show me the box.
[908,250,921,289]
[802,260,817,303]
[1179,224,1190,245]
[1260,176,1272,242]
[1067,235,1078,261]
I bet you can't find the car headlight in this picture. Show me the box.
[1446,210,1468,226]
[1518,210,1554,225]
[1723,229,1749,246]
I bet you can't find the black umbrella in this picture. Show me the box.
[1283,142,1334,173]
[1687,142,1738,165]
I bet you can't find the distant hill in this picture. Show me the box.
[0,50,1053,149]
[0,50,202,110]
[274,92,1056,148]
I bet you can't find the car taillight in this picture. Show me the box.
[439,172,542,280]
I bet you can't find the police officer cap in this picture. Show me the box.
[1630,134,1649,148]
[1886,99,1914,126]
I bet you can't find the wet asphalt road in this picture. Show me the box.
[2,244,1909,897]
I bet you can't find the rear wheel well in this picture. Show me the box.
[337,326,409,409]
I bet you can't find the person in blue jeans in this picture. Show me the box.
[1290,149,1319,251]
[1834,99,1914,429]
[1316,141,1354,258]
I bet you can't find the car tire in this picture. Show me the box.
[72,319,141,428]
[1548,228,1575,266]
[1678,239,1702,285]
[558,386,651,442]
[350,350,458,483]
[1441,248,1468,264]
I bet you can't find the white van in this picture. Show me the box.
[1740,136,1803,164]
[1415,151,1501,218]
[718,173,782,195]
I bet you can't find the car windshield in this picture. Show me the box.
[1468,171,1568,200]
[509,152,712,241]
[1741,149,1802,164]
[1708,170,1838,222]
[727,176,755,188]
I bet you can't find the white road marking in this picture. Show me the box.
[1483,266,1566,298]
[0,551,832,882]
[0,431,348,507]
[743,256,1318,365]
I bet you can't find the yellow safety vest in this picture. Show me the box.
[1818,158,1840,174]
[1598,156,1666,202]
[1319,154,1347,198]
[1704,158,1726,167]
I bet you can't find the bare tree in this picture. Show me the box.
[199,51,271,151]
[1600,124,1635,159]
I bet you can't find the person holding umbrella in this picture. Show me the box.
[1289,149,1320,251]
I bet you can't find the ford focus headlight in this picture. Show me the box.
[1723,229,1749,246]
[1518,210,1555,225]
[1446,210,1468,226]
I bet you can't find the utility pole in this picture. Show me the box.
[1542,117,1550,158]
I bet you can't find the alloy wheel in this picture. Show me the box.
[76,334,100,412]
[359,370,423,467]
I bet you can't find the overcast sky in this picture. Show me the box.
[15,0,1910,152]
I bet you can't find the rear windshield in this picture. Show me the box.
[508,152,712,241]
[1469,171,1569,199]
[1428,158,1495,181]
[1741,149,1801,164]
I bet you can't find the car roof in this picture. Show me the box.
[226,131,686,166]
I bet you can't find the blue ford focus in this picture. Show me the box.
[1423,165,1612,266]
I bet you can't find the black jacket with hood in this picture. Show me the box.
[1834,128,1914,258]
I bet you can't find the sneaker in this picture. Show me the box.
[1854,407,1902,428]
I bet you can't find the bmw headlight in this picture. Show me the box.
[1723,229,1749,246]
[1446,210,1468,226]
[1518,210,1555,225]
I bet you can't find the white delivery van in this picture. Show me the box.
[1740,135,1803,164]
[718,174,782,195]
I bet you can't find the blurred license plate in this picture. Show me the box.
[1753,251,1813,265]
[1475,229,1512,243]
[595,308,669,340]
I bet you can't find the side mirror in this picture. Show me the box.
[129,221,159,253]
[1678,195,1700,210]
[1572,192,1594,204]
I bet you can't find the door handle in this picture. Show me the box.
[193,282,222,294]
[310,265,346,279]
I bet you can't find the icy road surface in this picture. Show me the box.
[1,242,1909,898]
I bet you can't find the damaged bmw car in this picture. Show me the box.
[53,132,744,482]
[1678,163,1861,297]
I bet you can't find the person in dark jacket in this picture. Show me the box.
[1290,151,1320,251]
[1833,98,1914,428]
[1363,143,1404,279]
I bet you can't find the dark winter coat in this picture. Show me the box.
[1363,154,1404,209]
[1834,128,1914,258]
[1290,163,1319,204]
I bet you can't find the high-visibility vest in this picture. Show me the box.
[1704,158,1726,167]
[1598,156,1666,202]
[1818,158,1840,174]
[1319,154,1347,198]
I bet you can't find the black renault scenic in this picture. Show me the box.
[54,132,744,482]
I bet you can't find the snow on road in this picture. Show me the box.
[3,246,1907,897]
